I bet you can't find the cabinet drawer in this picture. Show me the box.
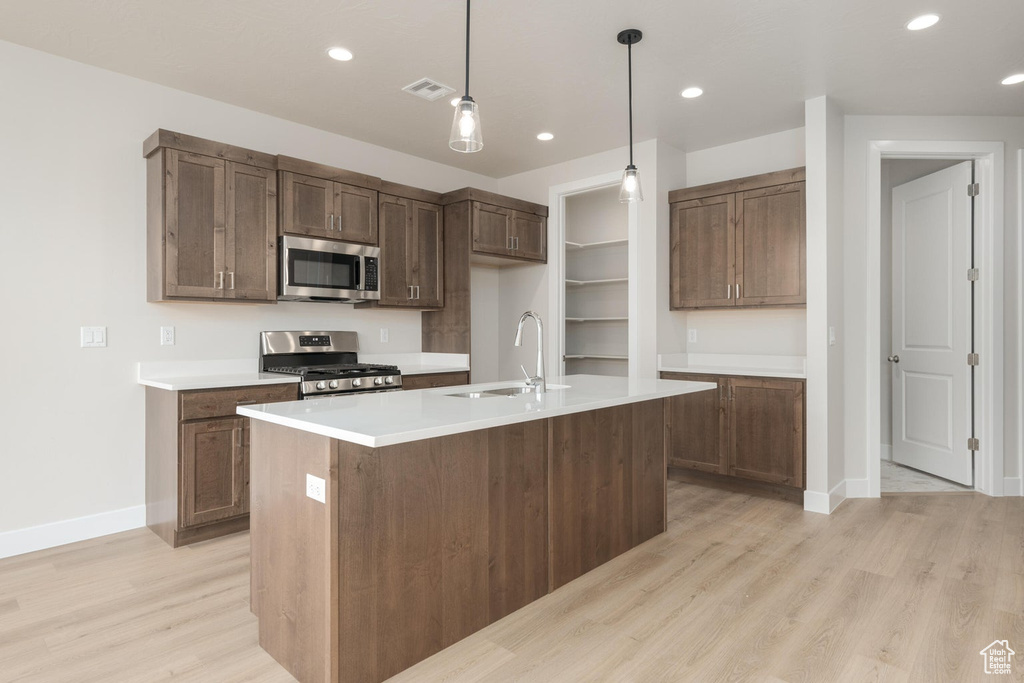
[401,372,469,391]
[179,383,299,421]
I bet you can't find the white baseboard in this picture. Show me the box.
[804,480,847,514]
[1004,477,1023,497]
[880,444,893,461]
[845,478,872,498]
[0,505,146,560]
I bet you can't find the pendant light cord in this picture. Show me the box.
[464,0,471,96]
[627,40,633,166]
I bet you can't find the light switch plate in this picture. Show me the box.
[81,326,107,348]
[160,326,175,346]
[306,473,326,504]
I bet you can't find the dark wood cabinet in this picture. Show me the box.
[279,171,378,244]
[400,371,470,391]
[145,382,298,547]
[470,201,547,263]
[377,194,444,308]
[148,148,277,303]
[661,371,805,493]
[669,168,805,310]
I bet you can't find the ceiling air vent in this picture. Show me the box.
[402,78,456,102]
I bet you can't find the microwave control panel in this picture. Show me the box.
[364,257,379,292]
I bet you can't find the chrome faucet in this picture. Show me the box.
[514,311,546,393]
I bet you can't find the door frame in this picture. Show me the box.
[547,172,639,376]
[865,140,1004,497]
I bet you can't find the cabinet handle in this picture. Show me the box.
[415,285,421,300]
[330,214,335,231]
[513,236,519,250]
[507,235,512,250]
[217,271,224,290]
[727,284,731,299]
[736,283,741,299]
[228,272,235,290]
[408,285,414,300]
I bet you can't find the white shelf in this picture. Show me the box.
[565,238,629,251]
[565,317,628,322]
[564,354,628,361]
[565,278,628,287]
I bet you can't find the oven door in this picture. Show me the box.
[279,235,380,302]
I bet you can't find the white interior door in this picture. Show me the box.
[891,161,973,485]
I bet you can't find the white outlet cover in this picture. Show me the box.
[688,329,698,343]
[829,326,837,347]
[380,327,389,343]
[306,473,326,504]
[160,326,175,346]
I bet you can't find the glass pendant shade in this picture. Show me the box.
[449,97,483,153]
[619,165,643,203]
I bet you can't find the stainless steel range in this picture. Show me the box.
[259,331,402,398]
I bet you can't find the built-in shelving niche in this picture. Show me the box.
[563,187,629,377]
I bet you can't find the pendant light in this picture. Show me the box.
[617,29,643,202]
[450,0,483,153]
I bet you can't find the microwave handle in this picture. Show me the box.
[355,256,362,292]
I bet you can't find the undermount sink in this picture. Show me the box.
[446,391,500,399]
[484,386,540,396]
[445,384,570,398]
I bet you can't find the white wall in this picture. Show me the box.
[0,40,500,539]
[672,128,808,358]
[469,266,501,382]
[843,115,1024,494]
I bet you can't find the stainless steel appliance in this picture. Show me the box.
[259,330,402,398]
[278,235,380,303]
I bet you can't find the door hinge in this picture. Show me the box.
[968,183,980,197]
[968,353,980,366]
[968,437,980,451]
[967,268,979,281]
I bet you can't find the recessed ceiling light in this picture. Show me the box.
[1002,73,1024,85]
[906,14,940,31]
[681,87,703,99]
[537,132,554,141]
[327,47,353,61]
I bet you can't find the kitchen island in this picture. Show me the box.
[239,374,714,683]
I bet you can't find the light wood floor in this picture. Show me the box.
[2,482,1021,682]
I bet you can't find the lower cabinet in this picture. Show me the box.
[145,382,299,547]
[400,371,469,391]
[662,372,805,491]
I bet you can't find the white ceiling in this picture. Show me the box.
[2,0,1022,177]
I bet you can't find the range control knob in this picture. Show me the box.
[315,381,326,391]
[329,380,339,389]
[352,378,362,388]
[384,376,394,385]
[374,377,384,386]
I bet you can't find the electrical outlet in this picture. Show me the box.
[688,329,698,344]
[160,326,175,346]
[829,326,837,347]
[306,473,326,504]
[80,326,107,348]
[380,327,389,343]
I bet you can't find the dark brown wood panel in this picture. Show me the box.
[736,182,806,306]
[510,211,547,262]
[471,202,512,257]
[412,201,444,307]
[440,187,548,217]
[378,194,413,306]
[179,383,299,421]
[668,166,806,204]
[728,378,804,487]
[164,150,225,299]
[225,162,277,301]
[379,180,443,204]
[280,171,333,237]
[276,155,381,190]
[670,195,735,309]
[400,372,469,391]
[421,201,471,355]
[145,386,180,546]
[661,373,725,473]
[334,182,378,245]
[143,129,277,169]
[633,400,668,544]
[180,417,246,528]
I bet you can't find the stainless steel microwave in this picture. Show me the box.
[278,235,380,303]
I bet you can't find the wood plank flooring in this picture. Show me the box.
[1,482,1021,682]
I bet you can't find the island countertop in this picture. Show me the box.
[237,373,714,448]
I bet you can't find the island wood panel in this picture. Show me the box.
[421,201,472,354]
[660,372,725,473]
[249,420,337,683]
[400,371,469,391]
[334,421,548,683]
[548,400,666,590]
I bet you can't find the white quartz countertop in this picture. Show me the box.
[238,374,715,448]
[658,353,807,380]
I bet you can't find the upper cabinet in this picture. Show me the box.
[277,156,379,245]
[145,131,278,303]
[669,168,805,310]
[377,183,444,309]
[444,189,548,264]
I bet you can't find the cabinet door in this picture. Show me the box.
[411,201,444,307]
[334,182,378,245]
[510,212,547,262]
[471,202,513,256]
[662,373,725,473]
[224,162,277,301]
[670,195,735,308]
[378,194,414,306]
[280,172,332,237]
[180,417,247,527]
[736,182,805,306]
[727,378,804,487]
[164,150,226,298]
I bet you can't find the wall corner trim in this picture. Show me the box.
[0,505,146,560]
[804,479,847,514]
